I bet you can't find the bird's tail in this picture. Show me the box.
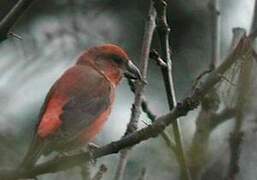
[19,137,45,169]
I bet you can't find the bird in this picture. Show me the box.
[20,44,142,169]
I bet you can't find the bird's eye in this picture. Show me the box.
[111,55,124,66]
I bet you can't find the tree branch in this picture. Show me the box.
[208,0,221,69]
[91,164,107,180]
[0,0,36,42]
[226,55,252,180]
[209,108,235,130]
[152,0,191,179]
[227,25,255,180]
[114,2,156,180]
[126,77,177,153]
[250,0,257,37]
[187,1,222,178]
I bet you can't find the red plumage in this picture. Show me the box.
[20,44,142,168]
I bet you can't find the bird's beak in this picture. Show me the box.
[125,60,143,81]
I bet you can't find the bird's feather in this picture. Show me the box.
[20,64,113,168]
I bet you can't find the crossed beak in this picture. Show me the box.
[125,60,143,81]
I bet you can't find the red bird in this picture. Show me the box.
[20,44,142,168]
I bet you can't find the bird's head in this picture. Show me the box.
[77,44,142,86]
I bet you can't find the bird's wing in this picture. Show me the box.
[37,65,113,142]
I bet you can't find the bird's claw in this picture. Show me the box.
[88,142,100,150]
[87,143,100,165]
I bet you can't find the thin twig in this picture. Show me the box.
[126,77,177,152]
[91,164,107,180]
[0,33,251,179]
[192,69,213,91]
[8,32,23,40]
[153,0,191,179]
[217,74,237,86]
[114,2,156,180]
[149,49,167,68]
[0,0,36,42]
[208,0,221,69]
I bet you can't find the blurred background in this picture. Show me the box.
[0,0,256,179]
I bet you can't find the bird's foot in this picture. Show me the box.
[87,142,100,150]
[82,142,100,165]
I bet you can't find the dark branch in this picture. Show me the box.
[126,77,176,152]
[208,0,221,69]
[152,0,190,179]
[114,2,156,180]
[149,49,167,68]
[0,0,36,42]
[91,164,107,180]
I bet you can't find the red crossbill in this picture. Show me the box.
[20,44,142,168]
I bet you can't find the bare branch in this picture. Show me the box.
[114,2,156,180]
[227,29,254,180]
[192,69,213,91]
[126,77,177,153]
[149,49,167,68]
[8,32,23,40]
[231,28,247,50]
[208,0,221,69]
[91,164,107,180]
[209,108,235,129]
[152,0,190,179]
[249,0,257,39]
[0,0,36,42]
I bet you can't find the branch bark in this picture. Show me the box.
[0,0,36,42]
[250,0,257,35]
[208,0,221,69]
[113,2,156,180]
[0,24,251,180]
[226,46,252,180]
[227,23,255,180]
[152,0,190,179]
[126,78,177,153]
[187,1,222,178]
[91,164,107,180]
